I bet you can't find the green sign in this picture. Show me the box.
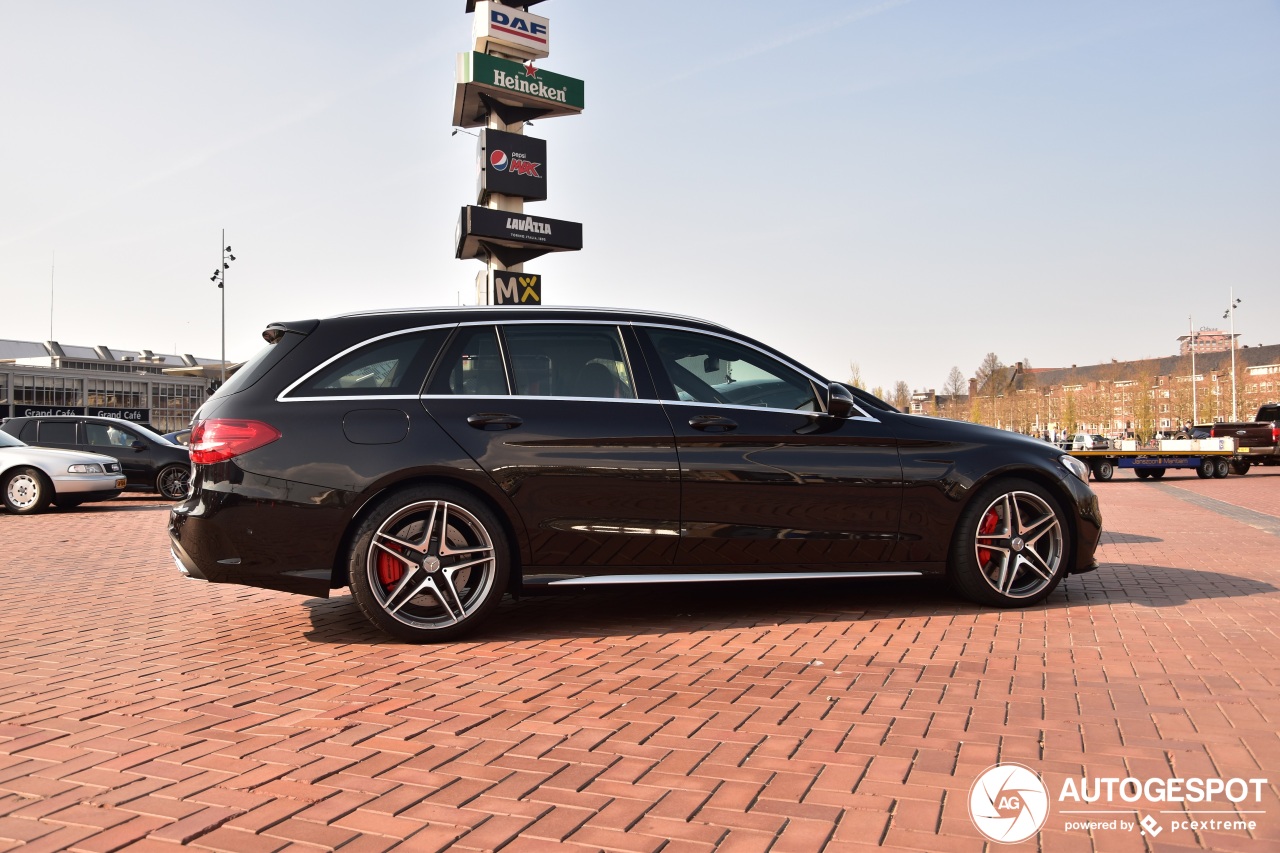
[453,52,584,127]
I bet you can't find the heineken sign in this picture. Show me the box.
[456,205,582,265]
[453,52,584,127]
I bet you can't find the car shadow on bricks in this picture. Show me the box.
[294,562,1278,645]
[296,577,982,645]
[1100,530,1163,544]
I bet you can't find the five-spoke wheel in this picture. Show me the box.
[156,464,190,500]
[348,487,509,642]
[949,479,1069,607]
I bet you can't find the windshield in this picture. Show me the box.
[0,431,25,448]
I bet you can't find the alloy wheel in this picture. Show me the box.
[972,490,1064,599]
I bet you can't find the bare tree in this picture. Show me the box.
[847,362,864,389]
[943,366,966,420]
[891,381,911,411]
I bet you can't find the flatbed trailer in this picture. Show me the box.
[1069,438,1241,481]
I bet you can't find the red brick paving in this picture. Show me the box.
[1,476,1278,851]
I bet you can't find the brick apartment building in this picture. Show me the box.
[911,334,1280,439]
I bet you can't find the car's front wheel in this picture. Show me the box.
[347,486,509,642]
[948,478,1070,607]
[3,467,51,515]
[156,464,190,500]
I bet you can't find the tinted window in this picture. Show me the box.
[427,326,509,396]
[86,423,137,448]
[646,328,818,411]
[291,329,447,397]
[38,422,77,444]
[502,325,636,399]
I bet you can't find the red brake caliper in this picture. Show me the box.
[377,550,405,589]
[977,508,1000,567]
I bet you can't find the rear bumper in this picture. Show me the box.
[168,464,356,598]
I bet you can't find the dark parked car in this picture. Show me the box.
[170,306,1102,641]
[1,415,191,500]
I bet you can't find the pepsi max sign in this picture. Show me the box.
[478,128,547,201]
[473,2,550,61]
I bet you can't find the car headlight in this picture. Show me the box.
[67,463,105,474]
[1059,455,1089,482]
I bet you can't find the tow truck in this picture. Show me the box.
[1068,437,1239,481]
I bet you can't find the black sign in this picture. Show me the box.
[492,271,542,305]
[478,129,547,202]
[13,406,82,418]
[89,408,149,422]
[456,205,582,266]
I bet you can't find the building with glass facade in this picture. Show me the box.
[0,339,223,433]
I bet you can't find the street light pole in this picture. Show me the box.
[1189,316,1198,426]
[1224,289,1242,422]
[210,231,236,387]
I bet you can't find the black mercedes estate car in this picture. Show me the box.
[170,307,1101,641]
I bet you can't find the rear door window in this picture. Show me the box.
[37,421,77,445]
[501,325,636,399]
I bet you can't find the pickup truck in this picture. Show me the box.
[1211,403,1280,473]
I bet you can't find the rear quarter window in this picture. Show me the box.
[285,328,450,398]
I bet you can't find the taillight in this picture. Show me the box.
[189,419,281,465]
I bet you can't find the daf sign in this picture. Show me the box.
[473,2,550,61]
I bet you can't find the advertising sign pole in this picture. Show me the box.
[454,1,581,306]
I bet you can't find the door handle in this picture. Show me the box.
[688,415,737,433]
[466,413,523,431]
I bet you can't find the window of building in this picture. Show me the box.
[12,374,83,407]
[151,382,207,433]
[87,378,148,409]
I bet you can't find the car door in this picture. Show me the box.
[421,322,681,569]
[82,421,151,485]
[636,325,902,567]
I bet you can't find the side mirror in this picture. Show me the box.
[826,383,855,419]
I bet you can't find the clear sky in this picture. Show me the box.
[1,0,1276,393]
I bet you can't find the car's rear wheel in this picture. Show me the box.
[3,467,51,515]
[1230,460,1251,475]
[348,486,509,642]
[949,478,1069,607]
[156,464,190,500]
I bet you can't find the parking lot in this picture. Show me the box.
[2,470,1278,852]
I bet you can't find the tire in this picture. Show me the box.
[1092,460,1114,481]
[1230,460,1251,476]
[3,467,52,515]
[1196,459,1214,479]
[1149,468,1166,480]
[156,464,190,500]
[948,478,1070,608]
[1135,469,1151,480]
[347,486,509,642]
[1213,458,1230,479]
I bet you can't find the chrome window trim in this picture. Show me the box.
[419,394,661,405]
[491,325,514,396]
[635,322,880,424]
[277,323,456,402]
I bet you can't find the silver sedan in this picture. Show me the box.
[0,429,127,514]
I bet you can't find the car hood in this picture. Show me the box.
[892,413,1064,456]
[1,445,120,468]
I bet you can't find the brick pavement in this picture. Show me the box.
[0,473,1278,852]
